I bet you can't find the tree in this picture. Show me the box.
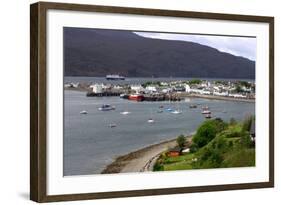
[188,79,202,85]
[235,85,243,93]
[192,119,226,148]
[176,135,186,149]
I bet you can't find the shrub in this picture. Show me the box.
[240,131,252,148]
[242,115,254,132]
[189,143,198,153]
[229,118,237,125]
[153,162,164,171]
[176,135,186,149]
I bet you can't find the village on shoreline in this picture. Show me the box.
[65,78,256,103]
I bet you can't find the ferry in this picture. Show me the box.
[106,74,125,80]
[128,94,144,101]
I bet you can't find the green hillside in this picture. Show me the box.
[154,117,255,171]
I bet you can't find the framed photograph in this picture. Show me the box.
[30,1,274,202]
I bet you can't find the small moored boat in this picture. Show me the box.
[205,114,212,119]
[147,118,155,123]
[189,104,197,109]
[120,111,131,115]
[98,104,115,111]
[109,123,117,128]
[171,110,182,114]
[165,108,174,112]
[201,110,211,114]
[79,110,88,114]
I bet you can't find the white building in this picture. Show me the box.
[190,88,211,95]
[130,85,145,93]
[213,91,228,96]
[185,84,191,93]
[90,84,103,93]
[146,86,157,92]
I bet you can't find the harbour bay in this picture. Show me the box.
[64,89,255,176]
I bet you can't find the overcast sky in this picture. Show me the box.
[134,32,256,61]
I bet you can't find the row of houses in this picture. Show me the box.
[85,79,255,99]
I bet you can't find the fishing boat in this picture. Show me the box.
[98,104,115,111]
[128,94,144,101]
[79,110,88,114]
[120,111,131,115]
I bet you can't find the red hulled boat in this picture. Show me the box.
[128,94,144,101]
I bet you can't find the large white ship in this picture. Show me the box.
[106,74,125,80]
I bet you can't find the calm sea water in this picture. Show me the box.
[64,90,255,176]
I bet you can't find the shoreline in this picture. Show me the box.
[183,93,255,103]
[101,136,192,174]
[65,88,255,103]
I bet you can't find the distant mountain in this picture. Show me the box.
[64,28,255,79]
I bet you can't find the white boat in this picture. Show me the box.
[201,110,211,114]
[205,114,212,119]
[79,110,88,114]
[109,123,117,128]
[201,106,211,114]
[98,104,115,111]
[120,111,131,115]
[165,108,174,112]
[171,102,182,114]
[147,118,155,123]
[171,110,182,114]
